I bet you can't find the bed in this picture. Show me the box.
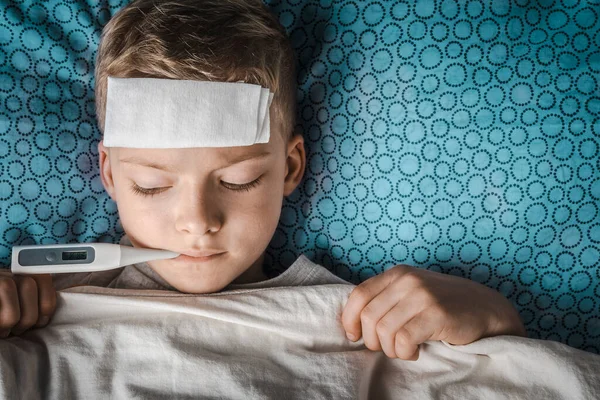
[0,0,599,397]
[1,284,599,399]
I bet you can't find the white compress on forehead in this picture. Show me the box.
[103,76,274,148]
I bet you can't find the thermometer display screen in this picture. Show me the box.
[62,251,87,261]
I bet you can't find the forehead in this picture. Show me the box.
[107,123,286,172]
[112,141,275,172]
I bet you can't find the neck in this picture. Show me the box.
[231,252,268,284]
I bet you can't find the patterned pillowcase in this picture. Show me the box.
[0,1,599,353]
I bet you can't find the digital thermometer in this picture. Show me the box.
[11,243,180,274]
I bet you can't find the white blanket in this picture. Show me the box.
[1,284,599,399]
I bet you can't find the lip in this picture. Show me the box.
[172,252,225,263]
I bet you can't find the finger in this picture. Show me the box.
[358,284,408,352]
[394,311,438,361]
[28,274,56,327]
[0,278,20,334]
[357,270,431,352]
[342,266,409,340]
[10,276,39,335]
[375,289,431,358]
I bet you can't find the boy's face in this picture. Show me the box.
[98,129,305,294]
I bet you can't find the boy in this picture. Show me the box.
[0,0,525,361]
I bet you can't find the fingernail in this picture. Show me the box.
[408,349,420,361]
[346,332,356,341]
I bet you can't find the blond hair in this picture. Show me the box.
[94,0,297,144]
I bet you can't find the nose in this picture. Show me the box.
[174,185,223,235]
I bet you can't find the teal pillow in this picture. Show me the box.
[0,0,599,353]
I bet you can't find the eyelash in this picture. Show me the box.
[222,177,262,192]
[130,177,262,197]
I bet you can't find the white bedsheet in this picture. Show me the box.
[1,283,599,399]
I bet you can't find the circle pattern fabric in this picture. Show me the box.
[0,0,599,353]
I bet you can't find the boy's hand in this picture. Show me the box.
[341,265,526,360]
[0,271,56,338]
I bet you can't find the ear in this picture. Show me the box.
[98,141,117,202]
[283,130,306,197]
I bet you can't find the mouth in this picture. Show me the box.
[172,252,225,263]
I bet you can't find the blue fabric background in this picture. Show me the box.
[0,0,599,353]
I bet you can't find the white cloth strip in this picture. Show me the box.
[103,76,274,148]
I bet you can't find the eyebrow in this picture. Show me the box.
[119,151,271,172]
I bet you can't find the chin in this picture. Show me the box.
[150,261,233,294]
[172,280,230,294]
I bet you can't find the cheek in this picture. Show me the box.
[224,184,284,240]
[248,185,284,234]
[114,185,169,234]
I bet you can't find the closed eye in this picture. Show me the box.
[221,176,262,192]
[130,177,262,197]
